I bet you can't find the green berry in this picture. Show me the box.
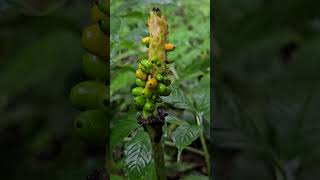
[140,59,153,69]
[141,88,152,99]
[132,87,143,96]
[156,83,167,95]
[70,81,108,110]
[136,78,146,87]
[144,101,155,112]
[141,37,150,46]
[81,25,108,59]
[82,53,107,81]
[156,73,164,82]
[133,96,145,108]
[140,65,150,73]
[74,110,107,144]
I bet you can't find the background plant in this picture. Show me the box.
[213,0,320,180]
[110,0,210,179]
[0,0,109,179]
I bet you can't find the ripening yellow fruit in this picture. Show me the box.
[146,78,158,89]
[136,69,147,80]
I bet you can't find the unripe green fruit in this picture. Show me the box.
[133,96,145,108]
[136,78,146,87]
[82,53,107,81]
[141,37,150,46]
[132,87,143,97]
[141,88,152,99]
[81,25,108,59]
[140,66,150,73]
[156,83,167,95]
[74,110,107,144]
[156,73,164,82]
[140,60,153,69]
[70,81,108,110]
[144,101,155,112]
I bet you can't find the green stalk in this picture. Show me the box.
[196,113,210,175]
[146,125,166,180]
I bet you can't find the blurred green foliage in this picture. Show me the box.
[213,0,320,179]
[0,0,107,179]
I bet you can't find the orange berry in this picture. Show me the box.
[164,43,175,51]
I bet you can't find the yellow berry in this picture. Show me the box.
[141,37,150,46]
[136,69,147,80]
[146,78,158,89]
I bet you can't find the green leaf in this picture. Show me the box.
[110,113,138,151]
[172,123,200,150]
[165,115,187,125]
[162,87,195,112]
[192,89,210,116]
[111,16,122,35]
[124,130,152,178]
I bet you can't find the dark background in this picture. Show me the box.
[0,0,106,179]
[213,0,320,180]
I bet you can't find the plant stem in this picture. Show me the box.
[146,125,166,180]
[165,141,205,156]
[196,113,210,175]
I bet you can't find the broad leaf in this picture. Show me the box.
[110,113,138,151]
[124,130,152,178]
[165,115,187,125]
[172,123,200,150]
[162,87,195,112]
